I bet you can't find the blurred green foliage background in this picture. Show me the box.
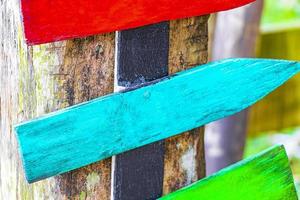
[246,0,300,194]
[245,0,300,192]
[262,0,300,31]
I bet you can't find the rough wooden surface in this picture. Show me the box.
[205,0,264,175]
[160,145,298,200]
[52,35,115,199]
[1,0,114,198]
[1,0,209,196]
[163,16,208,194]
[15,58,300,183]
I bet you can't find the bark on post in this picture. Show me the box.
[205,0,264,175]
[1,0,208,197]
[164,16,208,194]
[1,0,114,198]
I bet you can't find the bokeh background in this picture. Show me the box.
[206,0,300,193]
[249,0,300,190]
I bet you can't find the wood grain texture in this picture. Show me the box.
[1,0,115,197]
[15,58,300,183]
[20,0,254,45]
[1,2,204,198]
[205,0,264,175]
[51,35,115,200]
[163,16,208,194]
[113,23,169,200]
[160,145,298,200]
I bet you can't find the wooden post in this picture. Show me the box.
[205,0,264,175]
[113,16,209,199]
[113,22,169,200]
[1,0,114,198]
[0,0,208,197]
[164,16,208,194]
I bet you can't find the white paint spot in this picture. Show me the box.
[181,146,196,184]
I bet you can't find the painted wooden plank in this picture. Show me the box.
[21,0,254,45]
[159,145,298,200]
[14,58,300,183]
[113,23,169,200]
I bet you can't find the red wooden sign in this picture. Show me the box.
[21,0,254,45]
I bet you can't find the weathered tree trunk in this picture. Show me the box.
[205,0,264,175]
[1,1,115,198]
[0,0,208,198]
[163,16,208,194]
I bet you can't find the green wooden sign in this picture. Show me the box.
[160,145,298,200]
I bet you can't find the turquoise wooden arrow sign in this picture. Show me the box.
[15,58,300,183]
[160,145,298,200]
